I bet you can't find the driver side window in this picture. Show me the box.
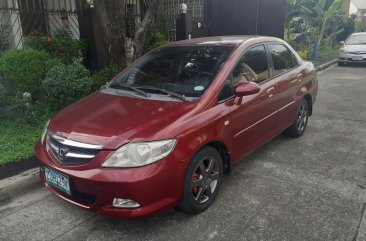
[232,45,269,85]
[218,45,269,102]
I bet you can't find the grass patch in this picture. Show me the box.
[311,45,340,67]
[0,114,48,166]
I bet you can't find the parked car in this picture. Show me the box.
[35,36,318,218]
[338,32,366,66]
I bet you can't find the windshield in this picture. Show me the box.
[346,34,366,45]
[109,45,234,99]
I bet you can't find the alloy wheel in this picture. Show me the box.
[297,102,308,133]
[191,157,219,204]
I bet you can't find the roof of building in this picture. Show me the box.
[351,0,366,10]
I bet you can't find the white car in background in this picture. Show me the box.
[338,32,366,66]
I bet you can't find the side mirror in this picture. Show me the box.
[340,41,345,45]
[234,82,260,97]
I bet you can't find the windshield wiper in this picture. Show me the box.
[109,83,150,98]
[136,85,188,102]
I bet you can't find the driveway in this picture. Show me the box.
[0,65,365,241]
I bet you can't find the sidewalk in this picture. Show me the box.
[0,168,41,206]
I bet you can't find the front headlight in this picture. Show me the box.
[41,119,50,144]
[102,139,177,168]
[340,49,348,54]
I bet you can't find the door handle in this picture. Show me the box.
[266,87,275,98]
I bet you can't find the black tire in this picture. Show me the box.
[179,146,223,214]
[338,62,344,66]
[284,98,309,138]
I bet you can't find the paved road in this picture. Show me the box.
[1,65,366,241]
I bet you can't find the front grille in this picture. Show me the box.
[348,51,366,55]
[47,132,103,165]
[72,189,97,205]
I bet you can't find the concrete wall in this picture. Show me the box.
[0,0,23,48]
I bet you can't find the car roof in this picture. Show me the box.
[351,32,366,35]
[165,35,281,47]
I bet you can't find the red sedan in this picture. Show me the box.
[35,36,318,218]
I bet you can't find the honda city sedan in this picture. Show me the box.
[338,32,366,66]
[35,36,318,218]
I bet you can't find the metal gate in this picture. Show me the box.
[161,0,205,41]
[0,0,84,49]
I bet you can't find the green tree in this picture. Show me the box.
[285,0,314,41]
[310,0,344,47]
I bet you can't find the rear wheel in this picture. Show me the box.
[285,98,309,138]
[338,62,344,66]
[179,146,223,214]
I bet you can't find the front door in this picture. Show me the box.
[223,44,283,161]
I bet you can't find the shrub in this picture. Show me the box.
[91,64,121,91]
[0,83,6,107]
[0,49,50,102]
[10,92,52,125]
[297,50,309,60]
[146,32,169,52]
[24,28,85,64]
[43,63,92,110]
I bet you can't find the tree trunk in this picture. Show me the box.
[125,0,160,66]
[94,0,160,68]
[94,0,127,67]
[317,23,325,48]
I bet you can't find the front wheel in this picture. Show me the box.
[285,98,309,138]
[179,146,223,214]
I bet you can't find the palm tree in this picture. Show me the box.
[309,0,343,48]
[285,0,314,41]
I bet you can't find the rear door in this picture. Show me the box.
[267,43,304,128]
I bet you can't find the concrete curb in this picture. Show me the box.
[316,59,337,72]
[0,168,41,205]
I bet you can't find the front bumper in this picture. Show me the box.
[338,53,366,64]
[35,141,185,218]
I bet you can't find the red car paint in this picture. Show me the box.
[35,36,318,218]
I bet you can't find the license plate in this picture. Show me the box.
[44,167,71,195]
[352,56,363,61]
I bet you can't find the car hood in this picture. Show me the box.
[343,44,366,52]
[48,91,197,149]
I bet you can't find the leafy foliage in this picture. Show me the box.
[91,64,122,91]
[0,83,6,107]
[286,0,347,46]
[24,28,85,64]
[0,49,50,102]
[43,62,92,110]
[337,16,357,41]
[146,32,169,52]
[0,114,49,165]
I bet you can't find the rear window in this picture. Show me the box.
[269,44,296,76]
[111,45,234,98]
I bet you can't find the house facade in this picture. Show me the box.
[0,0,83,49]
[350,0,366,31]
